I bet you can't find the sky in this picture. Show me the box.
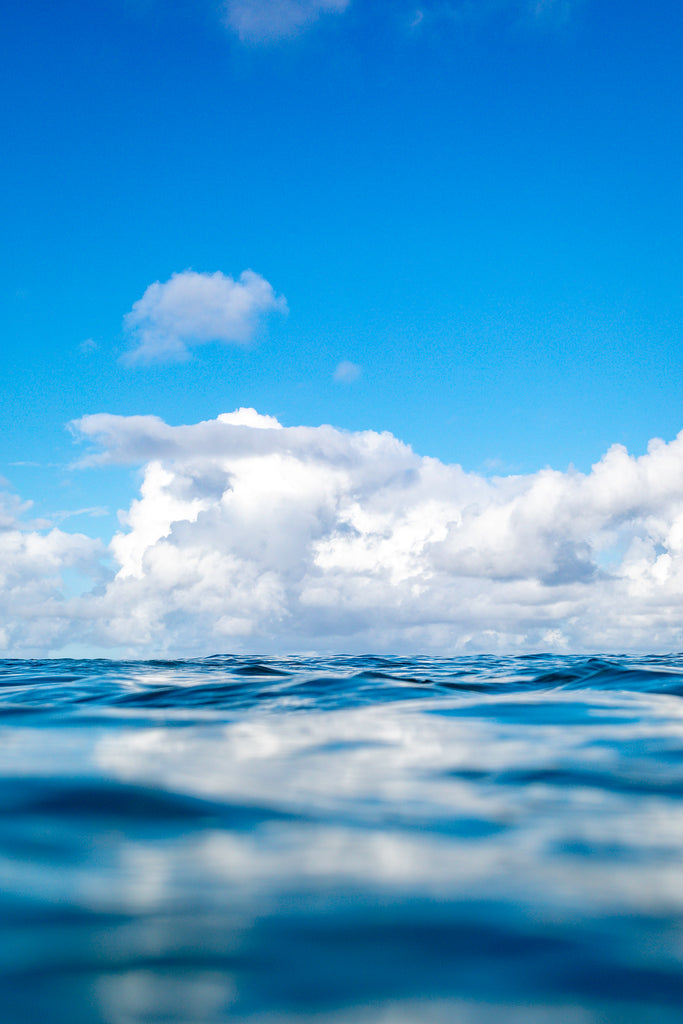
[2,0,683,655]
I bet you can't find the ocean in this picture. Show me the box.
[2,654,683,1023]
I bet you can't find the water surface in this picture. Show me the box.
[2,654,683,1022]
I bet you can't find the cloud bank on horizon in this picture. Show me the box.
[4,409,683,656]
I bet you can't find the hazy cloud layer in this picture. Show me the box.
[123,270,287,364]
[221,0,577,43]
[334,360,362,383]
[5,411,683,654]
[223,0,350,42]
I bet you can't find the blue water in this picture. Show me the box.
[3,655,683,1023]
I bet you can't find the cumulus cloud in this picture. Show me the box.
[45,412,683,654]
[8,412,683,654]
[223,0,351,43]
[122,270,287,364]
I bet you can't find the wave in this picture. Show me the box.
[2,654,683,714]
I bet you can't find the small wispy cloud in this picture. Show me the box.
[223,0,351,43]
[219,0,578,45]
[404,0,581,34]
[529,0,578,24]
[80,337,98,354]
[122,269,288,365]
[333,360,362,384]
[50,507,109,524]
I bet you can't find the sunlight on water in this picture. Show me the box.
[2,655,683,1022]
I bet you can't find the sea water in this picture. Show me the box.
[2,654,683,1023]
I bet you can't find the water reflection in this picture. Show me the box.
[2,656,683,1021]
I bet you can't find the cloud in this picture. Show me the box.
[530,0,577,22]
[49,506,109,525]
[122,270,288,365]
[49,413,683,654]
[0,489,104,653]
[219,0,578,44]
[333,360,362,384]
[223,0,351,43]
[9,412,683,654]
[404,0,581,33]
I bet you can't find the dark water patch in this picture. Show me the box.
[109,682,267,710]
[0,777,301,832]
[432,699,640,727]
[445,765,683,799]
[439,680,506,693]
[231,663,291,677]
[0,673,82,688]
[550,661,683,695]
[304,738,394,755]
[348,670,428,683]
[556,838,673,861]
[238,908,579,1010]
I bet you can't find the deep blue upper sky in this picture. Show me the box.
[2,0,682,525]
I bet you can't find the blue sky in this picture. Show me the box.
[2,0,683,655]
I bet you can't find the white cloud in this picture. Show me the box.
[405,0,580,33]
[219,0,575,44]
[334,360,362,383]
[0,490,104,654]
[223,0,351,43]
[529,0,578,22]
[8,413,683,655]
[122,270,287,365]
[57,413,683,654]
